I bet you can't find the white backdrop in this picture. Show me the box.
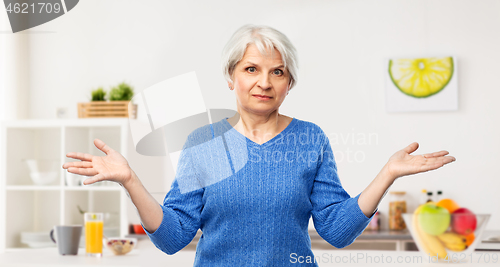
[1,8,6,121]
[2,0,500,230]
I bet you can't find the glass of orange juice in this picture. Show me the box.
[84,213,103,257]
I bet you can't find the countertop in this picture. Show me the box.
[320,229,414,240]
[184,229,499,242]
[1,238,500,267]
[2,230,499,266]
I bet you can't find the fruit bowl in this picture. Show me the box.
[402,213,490,263]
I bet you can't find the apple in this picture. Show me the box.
[419,203,451,235]
[452,208,477,235]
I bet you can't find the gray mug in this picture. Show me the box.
[50,225,83,255]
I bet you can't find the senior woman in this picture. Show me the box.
[63,24,455,266]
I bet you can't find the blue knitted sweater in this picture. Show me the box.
[145,117,376,266]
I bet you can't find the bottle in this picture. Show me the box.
[426,191,434,203]
[389,191,407,230]
[436,190,443,202]
[420,189,428,205]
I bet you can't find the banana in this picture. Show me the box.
[413,205,448,259]
[412,206,432,253]
[437,232,468,252]
[444,242,467,252]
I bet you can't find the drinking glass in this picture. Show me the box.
[84,213,103,257]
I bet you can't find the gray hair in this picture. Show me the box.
[221,24,299,91]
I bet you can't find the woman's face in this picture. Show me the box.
[228,43,290,117]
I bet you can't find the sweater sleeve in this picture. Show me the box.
[310,136,377,249]
[143,138,204,255]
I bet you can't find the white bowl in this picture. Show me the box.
[24,159,60,185]
[21,231,50,242]
[21,231,56,248]
[29,172,58,185]
[22,241,56,248]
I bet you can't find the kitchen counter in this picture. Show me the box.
[1,238,500,267]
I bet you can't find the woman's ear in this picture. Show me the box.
[227,82,233,90]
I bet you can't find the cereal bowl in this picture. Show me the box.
[104,238,137,255]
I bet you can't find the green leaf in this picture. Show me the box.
[91,87,107,101]
[109,82,134,101]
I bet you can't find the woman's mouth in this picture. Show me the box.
[253,94,272,100]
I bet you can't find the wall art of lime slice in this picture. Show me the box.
[389,57,454,98]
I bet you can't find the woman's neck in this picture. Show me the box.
[227,109,291,145]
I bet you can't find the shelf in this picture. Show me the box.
[6,185,61,191]
[0,118,129,128]
[63,186,121,191]
[1,119,131,250]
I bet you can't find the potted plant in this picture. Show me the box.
[78,82,137,119]
[91,87,107,101]
[109,82,134,101]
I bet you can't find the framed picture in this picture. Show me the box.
[386,56,458,112]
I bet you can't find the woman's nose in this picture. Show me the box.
[257,74,272,89]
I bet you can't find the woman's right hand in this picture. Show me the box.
[62,138,133,186]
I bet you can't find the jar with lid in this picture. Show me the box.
[389,191,407,230]
[426,191,434,203]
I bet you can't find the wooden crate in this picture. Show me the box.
[77,101,137,118]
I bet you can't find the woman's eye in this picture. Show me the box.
[274,69,284,75]
[247,67,256,73]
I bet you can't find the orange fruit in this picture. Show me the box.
[465,233,475,246]
[436,198,460,214]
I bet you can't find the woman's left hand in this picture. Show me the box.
[386,142,456,180]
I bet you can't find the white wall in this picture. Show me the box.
[0,11,5,121]
[0,9,30,120]
[7,0,500,230]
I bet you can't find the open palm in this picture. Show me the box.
[62,138,132,185]
[387,142,456,179]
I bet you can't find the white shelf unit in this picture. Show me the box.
[0,119,131,250]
